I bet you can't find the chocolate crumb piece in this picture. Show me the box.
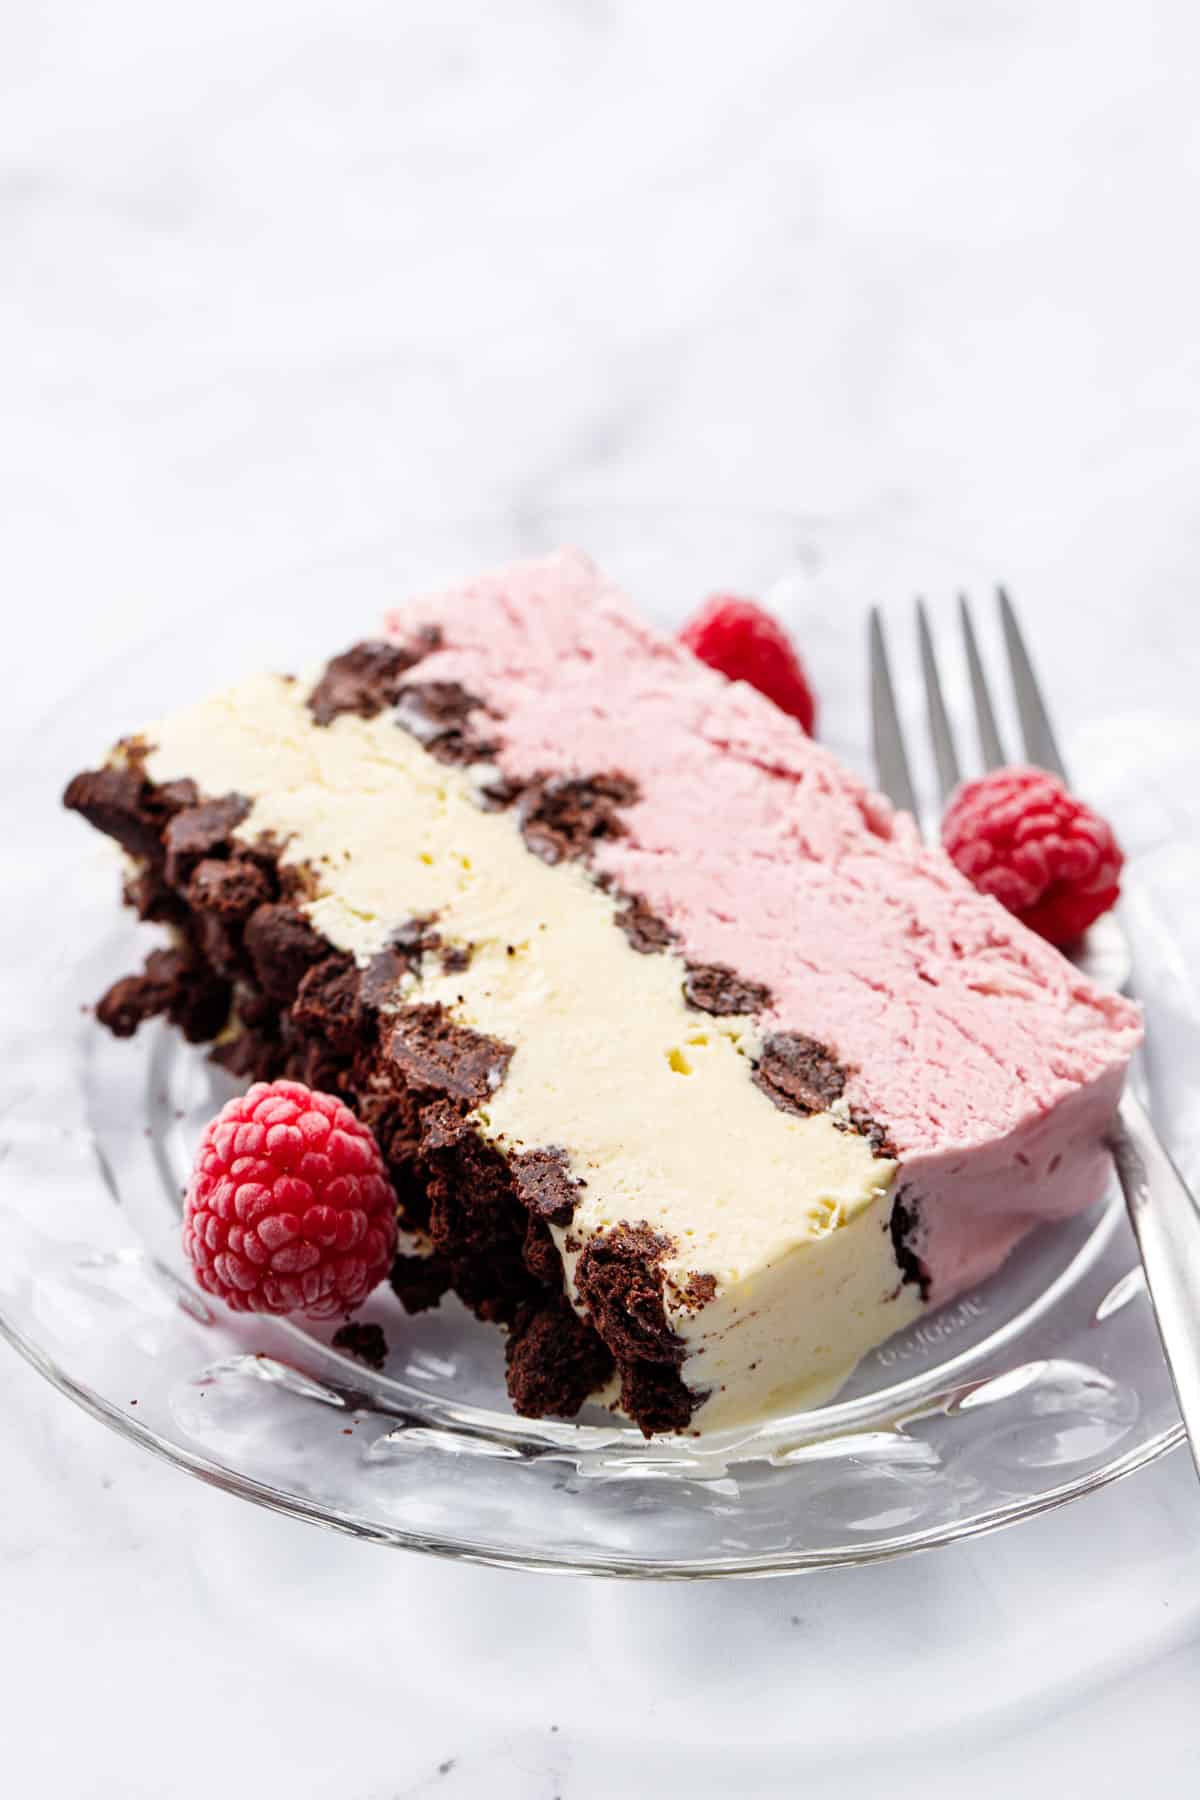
[385,1005,513,1109]
[331,1320,389,1371]
[96,946,230,1043]
[511,1147,580,1227]
[307,636,438,726]
[243,903,331,1004]
[389,1250,454,1314]
[517,772,639,866]
[521,1214,563,1286]
[618,1360,699,1435]
[63,765,167,862]
[683,962,772,1016]
[95,950,182,1038]
[675,1271,717,1310]
[357,945,412,1016]
[889,1188,931,1300]
[506,1296,614,1419]
[162,795,251,886]
[613,892,675,955]
[851,1111,897,1158]
[440,943,472,974]
[575,1223,685,1367]
[187,854,273,922]
[393,680,497,764]
[752,1031,846,1117]
[291,953,361,1054]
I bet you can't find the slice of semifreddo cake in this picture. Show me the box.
[64,549,1142,1435]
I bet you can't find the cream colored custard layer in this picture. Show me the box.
[138,673,921,1432]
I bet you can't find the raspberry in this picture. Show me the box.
[679,595,817,734]
[183,1079,397,1318]
[942,767,1124,946]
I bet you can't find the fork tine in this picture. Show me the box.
[868,607,919,819]
[958,593,1007,769]
[915,599,962,804]
[997,586,1069,780]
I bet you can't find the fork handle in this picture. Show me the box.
[1108,1092,1200,1482]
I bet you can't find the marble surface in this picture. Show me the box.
[5,2,1200,1792]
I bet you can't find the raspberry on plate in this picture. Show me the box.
[942,766,1124,947]
[679,594,817,734]
[183,1079,398,1318]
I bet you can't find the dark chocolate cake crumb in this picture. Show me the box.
[162,795,251,886]
[618,1360,700,1435]
[96,946,230,1044]
[521,1215,564,1287]
[752,1031,847,1116]
[511,1147,580,1227]
[291,953,361,1054]
[575,1224,685,1367]
[243,902,331,1004]
[186,854,273,922]
[889,1188,931,1300]
[389,1250,454,1314]
[357,945,413,1016]
[417,1101,546,1325]
[672,1271,718,1311]
[849,1110,897,1158]
[516,772,639,866]
[385,1005,513,1109]
[683,962,772,1016]
[63,763,186,863]
[307,635,439,726]
[393,680,497,764]
[505,1296,614,1420]
[331,1320,389,1371]
[613,891,676,954]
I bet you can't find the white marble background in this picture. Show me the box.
[5,2,1200,1794]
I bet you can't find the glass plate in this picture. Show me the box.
[4,504,1194,1577]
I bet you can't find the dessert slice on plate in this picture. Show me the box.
[63,550,1141,1435]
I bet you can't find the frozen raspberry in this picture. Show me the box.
[183,1080,397,1318]
[942,766,1124,946]
[679,595,817,734]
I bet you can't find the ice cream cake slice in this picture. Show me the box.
[64,550,1141,1435]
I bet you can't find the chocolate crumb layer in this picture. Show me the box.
[752,1031,847,1116]
[889,1188,931,1300]
[331,1320,389,1371]
[517,772,639,866]
[506,1296,614,1419]
[243,903,331,1004]
[186,855,272,923]
[96,946,230,1043]
[291,953,361,1053]
[308,637,438,726]
[618,1359,700,1436]
[163,795,251,886]
[511,1148,580,1228]
[684,962,772,1016]
[385,1005,513,1110]
[394,680,497,765]
[575,1224,686,1368]
[389,1250,453,1314]
[613,892,676,955]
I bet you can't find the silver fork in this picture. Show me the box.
[870,590,1200,1485]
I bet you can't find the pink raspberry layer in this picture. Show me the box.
[384,551,1141,1303]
